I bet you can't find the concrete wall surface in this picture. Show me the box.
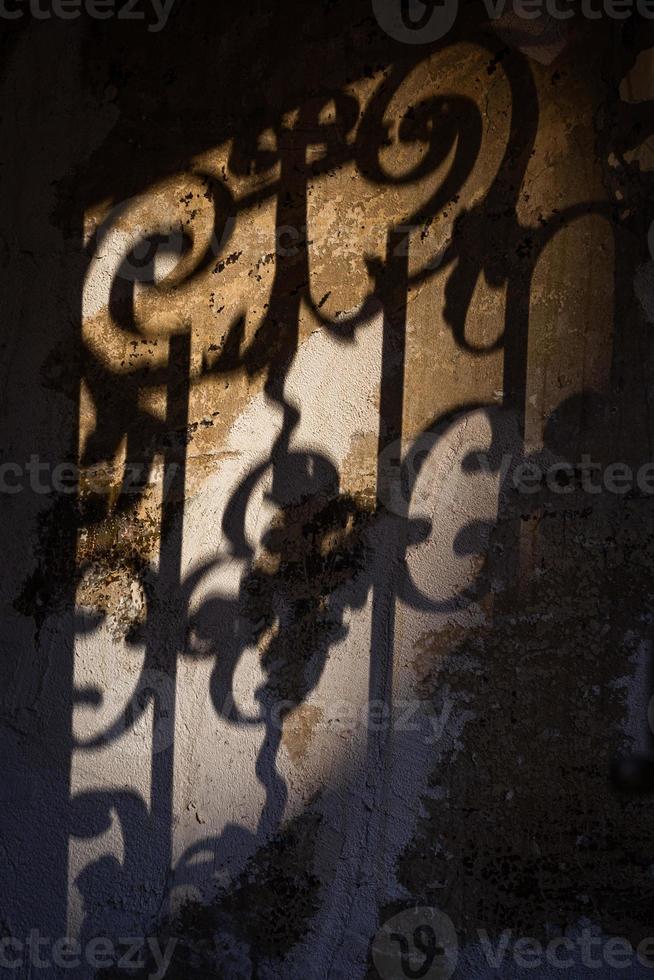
[1,3,654,978]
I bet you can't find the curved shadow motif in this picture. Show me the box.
[379,402,505,613]
[66,28,626,974]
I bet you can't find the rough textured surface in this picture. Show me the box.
[1,3,654,978]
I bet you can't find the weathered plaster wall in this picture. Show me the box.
[1,4,654,979]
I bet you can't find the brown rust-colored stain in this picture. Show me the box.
[282,704,325,765]
[75,507,160,639]
[341,431,379,511]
